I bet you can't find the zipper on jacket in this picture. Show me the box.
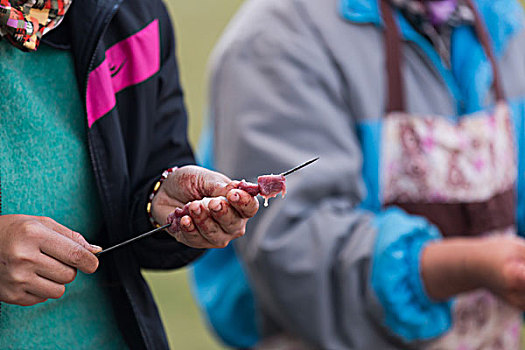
[83,2,122,228]
[81,3,156,350]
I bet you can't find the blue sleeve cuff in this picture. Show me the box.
[371,207,453,342]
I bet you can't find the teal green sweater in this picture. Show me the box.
[0,40,128,349]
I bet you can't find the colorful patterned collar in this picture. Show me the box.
[388,0,474,65]
[0,0,72,51]
[388,0,474,26]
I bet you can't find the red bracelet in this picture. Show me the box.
[147,167,177,228]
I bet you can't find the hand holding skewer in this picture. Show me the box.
[96,158,319,256]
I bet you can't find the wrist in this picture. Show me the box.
[147,167,178,228]
[462,239,491,289]
[421,238,485,300]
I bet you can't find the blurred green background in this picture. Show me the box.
[142,1,243,349]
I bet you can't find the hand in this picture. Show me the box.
[421,236,525,309]
[151,166,259,248]
[0,215,101,306]
[473,236,525,309]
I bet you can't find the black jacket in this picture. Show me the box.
[41,0,205,348]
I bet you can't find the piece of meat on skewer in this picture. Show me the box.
[238,174,286,207]
[257,174,286,200]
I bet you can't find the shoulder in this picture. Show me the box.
[211,0,332,68]
[109,0,173,37]
[472,0,525,55]
[210,0,380,79]
[117,0,169,18]
[104,0,176,60]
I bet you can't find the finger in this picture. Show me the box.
[172,216,212,249]
[225,180,241,193]
[198,168,232,197]
[187,202,230,248]
[166,206,190,234]
[35,253,77,285]
[15,292,47,307]
[25,275,66,300]
[227,189,259,218]
[207,198,246,239]
[513,238,525,259]
[37,217,102,254]
[179,214,196,232]
[166,204,217,248]
[507,262,525,291]
[39,228,99,274]
[166,166,231,199]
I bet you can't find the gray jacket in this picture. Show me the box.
[209,0,525,348]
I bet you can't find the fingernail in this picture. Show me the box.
[181,217,192,229]
[192,206,201,216]
[90,244,102,252]
[210,201,222,212]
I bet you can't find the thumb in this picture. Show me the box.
[38,217,102,255]
[506,261,525,292]
[87,244,103,254]
[198,169,232,197]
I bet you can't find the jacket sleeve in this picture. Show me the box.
[210,10,451,349]
[128,2,205,269]
[507,31,525,237]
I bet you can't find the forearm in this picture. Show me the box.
[421,238,485,300]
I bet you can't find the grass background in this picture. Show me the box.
[142,1,243,349]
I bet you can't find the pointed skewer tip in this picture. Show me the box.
[280,157,319,177]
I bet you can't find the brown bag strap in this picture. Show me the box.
[381,0,505,114]
[464,0,505,102]
[380,0,405,113]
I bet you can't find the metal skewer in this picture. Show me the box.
[95,223,170,257]
[280,157,319,177]
[95,157,319,257]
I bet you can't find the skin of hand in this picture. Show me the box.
[0,215,101,306]
[151,166,259,249]
[421,236,525,309]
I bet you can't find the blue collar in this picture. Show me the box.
[339,0,524,57]
[339,0,524,115]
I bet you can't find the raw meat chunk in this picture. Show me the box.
[237,181,260,196]
[257,174,286,199]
